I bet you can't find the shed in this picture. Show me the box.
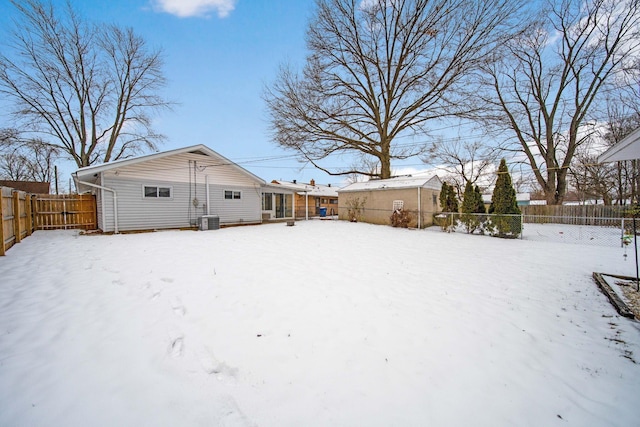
[74,145,265,233]
[337,175,442,228]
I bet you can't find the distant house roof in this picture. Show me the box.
[338,175,442,192]
[482,193,530,203]
[74,144,265,185]
[0,180,50,194]
[598,127,640,163]
[270,179,339,197]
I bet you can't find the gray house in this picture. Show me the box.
[74,145,265,233]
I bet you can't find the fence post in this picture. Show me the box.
[63,197,67,230]
[31,194,38,231]
[0,189,5,256]
[25,193,33,236]
[621,217,624,248]
[12,191,21,244]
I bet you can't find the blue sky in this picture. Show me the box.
[0,0,359,186]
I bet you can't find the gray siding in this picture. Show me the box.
[94,151,263,232]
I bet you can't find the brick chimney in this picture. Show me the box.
[310,179,315,186]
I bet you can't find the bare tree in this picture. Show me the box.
[345,154,383,184]
[423,138,497,197]
[476,0,640,205]
[599,98,640,204]
[0,151,29,181]
[264,0,524,179]
[569,149,617,204]
[0,0,171,168]
[0,128,61,182]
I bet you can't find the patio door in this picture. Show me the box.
[275,193,292,218]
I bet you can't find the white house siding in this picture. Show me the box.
[207,184,262,225]
[93,151,263,232]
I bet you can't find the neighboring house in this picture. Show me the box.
[270,179,339,219]
[74,145,265,233]
[0,180,50,194]
[482,193,531,208]
[338,175,442,228]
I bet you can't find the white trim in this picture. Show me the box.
[598,127,640,163]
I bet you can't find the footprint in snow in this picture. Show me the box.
[168,336,184,358]
[198,347,238,378]
[217,395,255,427]
[170,297,186,316]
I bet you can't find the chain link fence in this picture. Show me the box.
[433,212,635,247]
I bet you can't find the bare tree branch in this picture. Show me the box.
[264,0,524,179]
[0,0,172,168]
[474,0,640,204]
[423,138,498,197]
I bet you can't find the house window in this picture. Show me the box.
[144,185,172,198]
[393,200,404,211]
[433,194,438,206]
[225,190,241,200]
[329,199,338,204]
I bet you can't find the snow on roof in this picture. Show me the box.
[270,180,338,197]
[482,193,530,203]
[338,175,442,192]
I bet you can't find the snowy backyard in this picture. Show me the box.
[1,221,639,426]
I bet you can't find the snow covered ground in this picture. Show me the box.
[1,221,639,426]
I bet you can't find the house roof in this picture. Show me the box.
[74,144,265,184]
[0,180,50,194]
[270,180,339,197]
[482,193,530,203]
[338,175,442,192]
[598,127,640,163]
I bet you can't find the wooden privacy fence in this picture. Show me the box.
[34,194,97,231]
[520,205,627,224]
[1,187,33,256]
[1,186,97,256]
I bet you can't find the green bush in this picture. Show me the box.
[488,159,521,238]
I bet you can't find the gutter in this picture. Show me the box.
[73,173,119,234]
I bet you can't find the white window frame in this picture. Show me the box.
[393,200,404,211]
[224,190,242,200]
[143,185,173,199]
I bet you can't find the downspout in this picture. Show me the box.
[73,173,119,234]
[305,191,309,221]
[206,175,211,215]
[417,187,422,229]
